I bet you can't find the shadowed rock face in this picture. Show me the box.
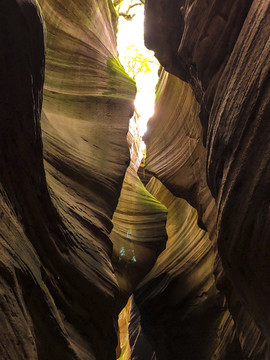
[0,0,136,359]
[134,178,244,360]
[1,0,269,359]
[143,0,270,358]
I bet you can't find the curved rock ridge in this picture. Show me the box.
[133,178,242,359]
[1,0,269,359]
[116,296,157,360]
[39,0,137,357]
[111,123,168,311]
[116,298,132,360]
[0,0,136,359]
[40,0,136,224]
[112,119,167,359]
[144,0,270,357]
[144,69,217,239]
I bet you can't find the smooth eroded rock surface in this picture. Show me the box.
[144,0,270,357]
[111,125,167,312]
[1,0,269,359]
[0,1,136,359]
[133,178,242,360]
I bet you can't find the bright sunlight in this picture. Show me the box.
[115,0,159,138]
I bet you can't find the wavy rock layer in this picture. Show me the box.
[144,69,216,238]
[112,117,168,358]
[1,0,269,359]
[144,0,270,358]
[0,0,136,359]
[133,178,242,360]
[39,0,137,357]
[40,0,136,227]
[116,295,157,360]
[111,124,167,310]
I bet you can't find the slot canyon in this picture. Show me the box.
[0,0,269,359]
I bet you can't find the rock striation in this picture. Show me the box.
[1,0,269,359]
[132,178,242,359]
[144,69,217,238]
[0,0,136,359]
[111,120,168,358]
[144,0,270,358]
[111,125,167,312]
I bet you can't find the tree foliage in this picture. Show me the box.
[115,0,159,80]
[124,45,157,79]
[113,0,144,20]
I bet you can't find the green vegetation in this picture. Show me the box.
[122,44,158,79]
[106,56,136,84]
[102,56,136,98]
[113,0,145,17]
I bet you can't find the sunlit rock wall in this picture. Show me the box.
[111,120,168,359]
[144,69,216,238]
[40,0,136,230]
[0,0,136,359]
[116,296,157,360]
[111,133,167,311]
[144,0,270,358]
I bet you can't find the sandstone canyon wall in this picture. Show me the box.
[140,0,270,359]
[0,0,137,359]
[0,0,269,359]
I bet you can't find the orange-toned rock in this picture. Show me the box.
[144,69,217,239]
[111,122,167,311]
[0,1,135,359]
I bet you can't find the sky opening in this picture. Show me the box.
[115,0,160,139]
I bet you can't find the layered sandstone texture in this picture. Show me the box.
[134,178,243,359]
[1,0,270,359]
[144,0,270,358]
[0,1,136,359]
[111,119,168,358]
[111,124,167,312]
